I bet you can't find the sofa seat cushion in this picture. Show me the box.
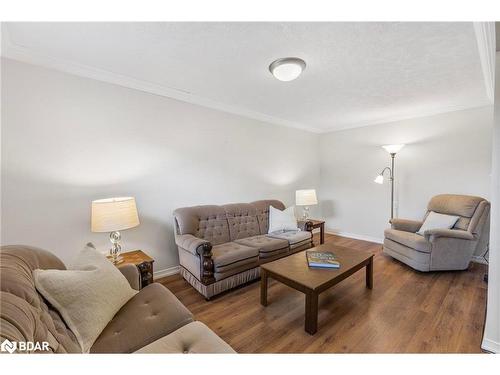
[90,283,193,353]
[134,321,235,354]
[267,230,312,249]
[234,235,289,258]
[211,242,259,273]
[384,229,431,253]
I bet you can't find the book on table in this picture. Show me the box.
[306,251,340,269]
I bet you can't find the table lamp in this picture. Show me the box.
[296,189,318,220]
[91,197,140,264]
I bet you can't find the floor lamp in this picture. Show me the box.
[374,144,405,219]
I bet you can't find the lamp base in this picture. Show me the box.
[301,206,310,220]
[109,231,124,264]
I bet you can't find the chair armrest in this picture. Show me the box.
[424,229,475,241]
[175,234,210,256]
[175,234,215,285]
[118,264,141,290]
[390,218,423,233]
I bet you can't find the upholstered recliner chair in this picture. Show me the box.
[383,194,490,272]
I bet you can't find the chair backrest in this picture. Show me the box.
[173,199,286,244]
[426,194,490,235]
[0,246,81,353]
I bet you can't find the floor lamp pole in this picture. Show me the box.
[390,153,395,219]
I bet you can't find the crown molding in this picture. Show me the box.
[474,22,495,102]
[1,30,322,134]
[321,102,493,133]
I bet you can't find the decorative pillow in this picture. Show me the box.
[417,211,460,236]
[268,206,299,233]
[33,243,137,353]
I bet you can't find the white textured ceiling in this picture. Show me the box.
[1,22,492,132]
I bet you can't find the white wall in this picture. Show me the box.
[319,106,493,245]
[0,59,320,273]
[482,52,500,353]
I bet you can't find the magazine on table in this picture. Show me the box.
[306,251,340,269]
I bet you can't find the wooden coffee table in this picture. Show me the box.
[260,244,374,335]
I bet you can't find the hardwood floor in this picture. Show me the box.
[158,233,488,353]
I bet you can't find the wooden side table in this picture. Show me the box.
[110,250,154,289]
[301,219,325,245]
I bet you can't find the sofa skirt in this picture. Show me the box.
[180,266,261,299]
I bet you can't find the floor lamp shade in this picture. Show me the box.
[91,197,140,233]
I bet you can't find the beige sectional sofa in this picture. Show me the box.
[173,200,313,299]
[0,245,234,353]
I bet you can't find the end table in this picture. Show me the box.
[109,250,154,289]
[301,219,325,245]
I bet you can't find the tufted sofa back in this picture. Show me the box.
[251,200,286,234]
[0,245,81,353]
[173,205,231,245]
[223,203,260,241]
[173,200,286,244]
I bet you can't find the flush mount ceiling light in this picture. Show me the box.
[269,57,306,82]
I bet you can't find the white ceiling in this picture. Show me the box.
[1,22,493,133]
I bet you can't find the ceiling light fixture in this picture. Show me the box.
[269,57,306,82]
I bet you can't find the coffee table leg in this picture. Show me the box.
[366,257,373,289]
[305,291,318,335]
[260,269,268,306]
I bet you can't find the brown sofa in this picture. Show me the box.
[173,200,313,299]
[0,245,234,353]
[383,194,490,272]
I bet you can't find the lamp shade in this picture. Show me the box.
[91,197,140,233]
[382,144,405,154]
[296,189,318,206]
[374,175,384,184]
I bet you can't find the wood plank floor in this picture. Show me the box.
[158,233,488,353]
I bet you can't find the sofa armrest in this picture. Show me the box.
[175,234,210,256]
[390,218,423,233]
[424,229,475,241]
[175,234,215,285]
[118,264,141,291]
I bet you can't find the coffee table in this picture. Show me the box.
[260,244,374,335]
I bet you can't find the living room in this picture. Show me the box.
[1,0,500,372]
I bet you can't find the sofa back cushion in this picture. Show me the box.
[223,203,260,241]
[426,194,487,231]
[251,200,286,234]
[173,205,230,245]
[0,245,81,353]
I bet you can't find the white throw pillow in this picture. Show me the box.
[417,211,460,236]
[268,206,299,233]
[34,243,137,353]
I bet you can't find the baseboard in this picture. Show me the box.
[481,338,500,353]
[154,265,180,279]
[326,229,383,244]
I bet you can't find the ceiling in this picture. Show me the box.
[1,22,493,133]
